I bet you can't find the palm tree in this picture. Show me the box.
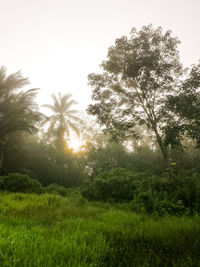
[0,66,42,169]
[43,93,82,146]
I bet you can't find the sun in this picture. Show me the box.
[67,134,84,153]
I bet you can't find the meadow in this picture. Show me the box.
[0,192,199,267]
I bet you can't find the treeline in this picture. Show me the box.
[1,130,200,185]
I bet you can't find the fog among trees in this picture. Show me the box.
[1,25,200,266]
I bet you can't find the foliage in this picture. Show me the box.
[0,66,42,168]
[45,183,68,196]
[82,168,146,202]
[83,167,200,215]
[43,92,82,145]
[166,62,200,147]
[87,25,186,176]
[0,173,43,194]
[2,133,84,187]
[84,142,129,176]
[3,127,200,204]
[126,146,164,174]
[131,174,200,215]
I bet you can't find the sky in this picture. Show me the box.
[0,0,200,113]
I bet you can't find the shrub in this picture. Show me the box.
[132,191,185,215]
[45,183,67,196]
[82,168,200,215]
[0,173,43,194]
[82,168,143,202]
[131,174,200,215]
[172,175,200,214]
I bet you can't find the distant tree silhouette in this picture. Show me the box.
[0,66,42,169]
[43,93,82,147]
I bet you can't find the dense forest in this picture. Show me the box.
[0,25,200,266]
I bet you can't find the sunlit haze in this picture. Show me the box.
[1,0,200,150]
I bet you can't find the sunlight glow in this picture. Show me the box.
[67,135,85,153]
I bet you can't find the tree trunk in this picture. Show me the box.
[0,150,4,169]
[152,125,174,178]
[162,149,173,178]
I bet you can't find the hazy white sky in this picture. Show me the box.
[1,0,200,112]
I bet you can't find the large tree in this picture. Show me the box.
[0,66,42,169]
[43,93,82,147]
[87,25,184,177]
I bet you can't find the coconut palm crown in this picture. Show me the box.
[43,92,82,145]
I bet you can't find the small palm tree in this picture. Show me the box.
[43,93,82,146]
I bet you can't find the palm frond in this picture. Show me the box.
[0,66,6,84]
[51,94,60,111]
[60,93,72,108]
[64,99,78,110]
[43,104,58,113]
[67,114,83,123]
[0,68,41,144]
[40,115,50,126]
[0,67,29,101]
[66,109,79,114]
[67,120,80,137]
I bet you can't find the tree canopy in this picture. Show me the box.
[166,62,200,147]
[87,25,185,176]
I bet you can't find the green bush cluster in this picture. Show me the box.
[45,183,68,196]
[0,173,70,197]
[82,168,145,202]
[0,173,43,194]
[82,168,200,215]
[132,175,200,215]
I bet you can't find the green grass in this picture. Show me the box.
[0,193,199,266]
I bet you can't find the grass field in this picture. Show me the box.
[0,193,199,267]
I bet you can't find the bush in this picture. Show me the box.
[0,173,43,194]
[82,168,144,202]
[83,168,200,215]
[172,175,200,214]
[45,183,67,196]
[131,190,185,215]
[131,174,200,215]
